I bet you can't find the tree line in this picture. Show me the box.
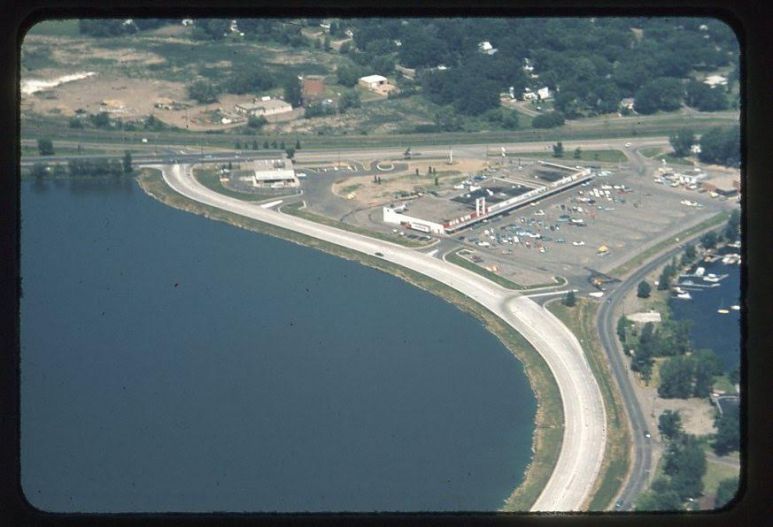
[668,125,741,168]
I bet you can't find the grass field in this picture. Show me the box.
[503,149,627,163]
[703,459,739,502]
[137,167,565,511]
[21,109,739,152]
[548,299,631,511]
[280,201,430,248]
[192,168,276,202]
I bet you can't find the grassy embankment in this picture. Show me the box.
[192,168,283,202]
[280,201,431,249]
[499,149,628,163]
[609,211,731,278]
[445,248,566,291]
[639,146,695,166]
[137,167,564,511]
[21,109,739,152]
[548,299,631,511]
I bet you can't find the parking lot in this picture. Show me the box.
[453,167,734,287]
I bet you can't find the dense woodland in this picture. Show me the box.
[77,17,739,124]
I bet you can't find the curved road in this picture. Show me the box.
[156,163,606,512]
[599,226,732,510]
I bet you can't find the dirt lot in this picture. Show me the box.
[330,158,487,205]
[20,72,187,119]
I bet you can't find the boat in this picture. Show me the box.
[731,305,740,311]
[676,292,692,300]
[717,308,730,314]
[695,267,706,277]
[703,273,727,283]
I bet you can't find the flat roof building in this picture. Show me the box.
[251,158,299,189]
[234,98,293,117]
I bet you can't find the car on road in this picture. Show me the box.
[374,252,384,257]
[643,430,651,438]
[624,142,632,148]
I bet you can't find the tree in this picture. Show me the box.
[658,264,675,290]
[663,434,706,499]
[122,151,133,174]
[532,111,566,129]
[295,139,301,150]
[573,147,582,160]
[285,146,296,159]
[283,75,303,107]
[637,280,651,298]
[552,141,565,158]
[659,410,683,440]
[252,139,258,150]
[323,35,331,52]
[714,477,739,508]
[68,116,84,129]
[701,231,719,249]
[669,129,696,157]
[724,209,741,242]
[713,404,740,455]
[685,80,728,111]
[698,125,740,167]
[336,63,364,87]
[338,90,361,112]
[658,356,695,398]
[684,243,697,261]
[633,77,685,114]
[247,115,268,129]
[563,290,577,307]
[31,162,48,178]
[37,138,54,156]
[263,140,270,149]
[225,65,275,95]
[617,315,630,343]
[187,80,220,103]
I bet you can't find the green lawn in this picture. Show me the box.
[639,146,664,157]
[504,149,627,163]
[656,153,695,166]
[281,202,430,248]
[192,169,273,202]
[702,459,739,505]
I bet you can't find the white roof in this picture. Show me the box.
[537,87,552,99]
[359,74,387,83]
[704,74,728,86]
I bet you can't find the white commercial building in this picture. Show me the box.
[382,205,445,234]
[234,98,293,117]
[358,74,388,90]
[251,159,299,189]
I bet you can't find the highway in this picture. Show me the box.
[157,162,607,512]
[20,136,671,167]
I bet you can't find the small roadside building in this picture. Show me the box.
[234,98,293,117]
[251,158,299,189]
[358,74,388,91]
[301,75,326,103]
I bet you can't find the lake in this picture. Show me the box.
[670,255,742,372]
[20,177,536,512]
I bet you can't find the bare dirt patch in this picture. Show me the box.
[21,72,187,119]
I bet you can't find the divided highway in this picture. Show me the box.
[157,163,607,512]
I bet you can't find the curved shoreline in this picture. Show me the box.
[136,167,605,511]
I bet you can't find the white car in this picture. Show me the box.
[624,142,632,148]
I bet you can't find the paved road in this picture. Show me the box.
[157,162,607,512]
[598,224,733,511]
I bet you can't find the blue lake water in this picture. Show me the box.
[669,256,742,372]
[20,178,536,512]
